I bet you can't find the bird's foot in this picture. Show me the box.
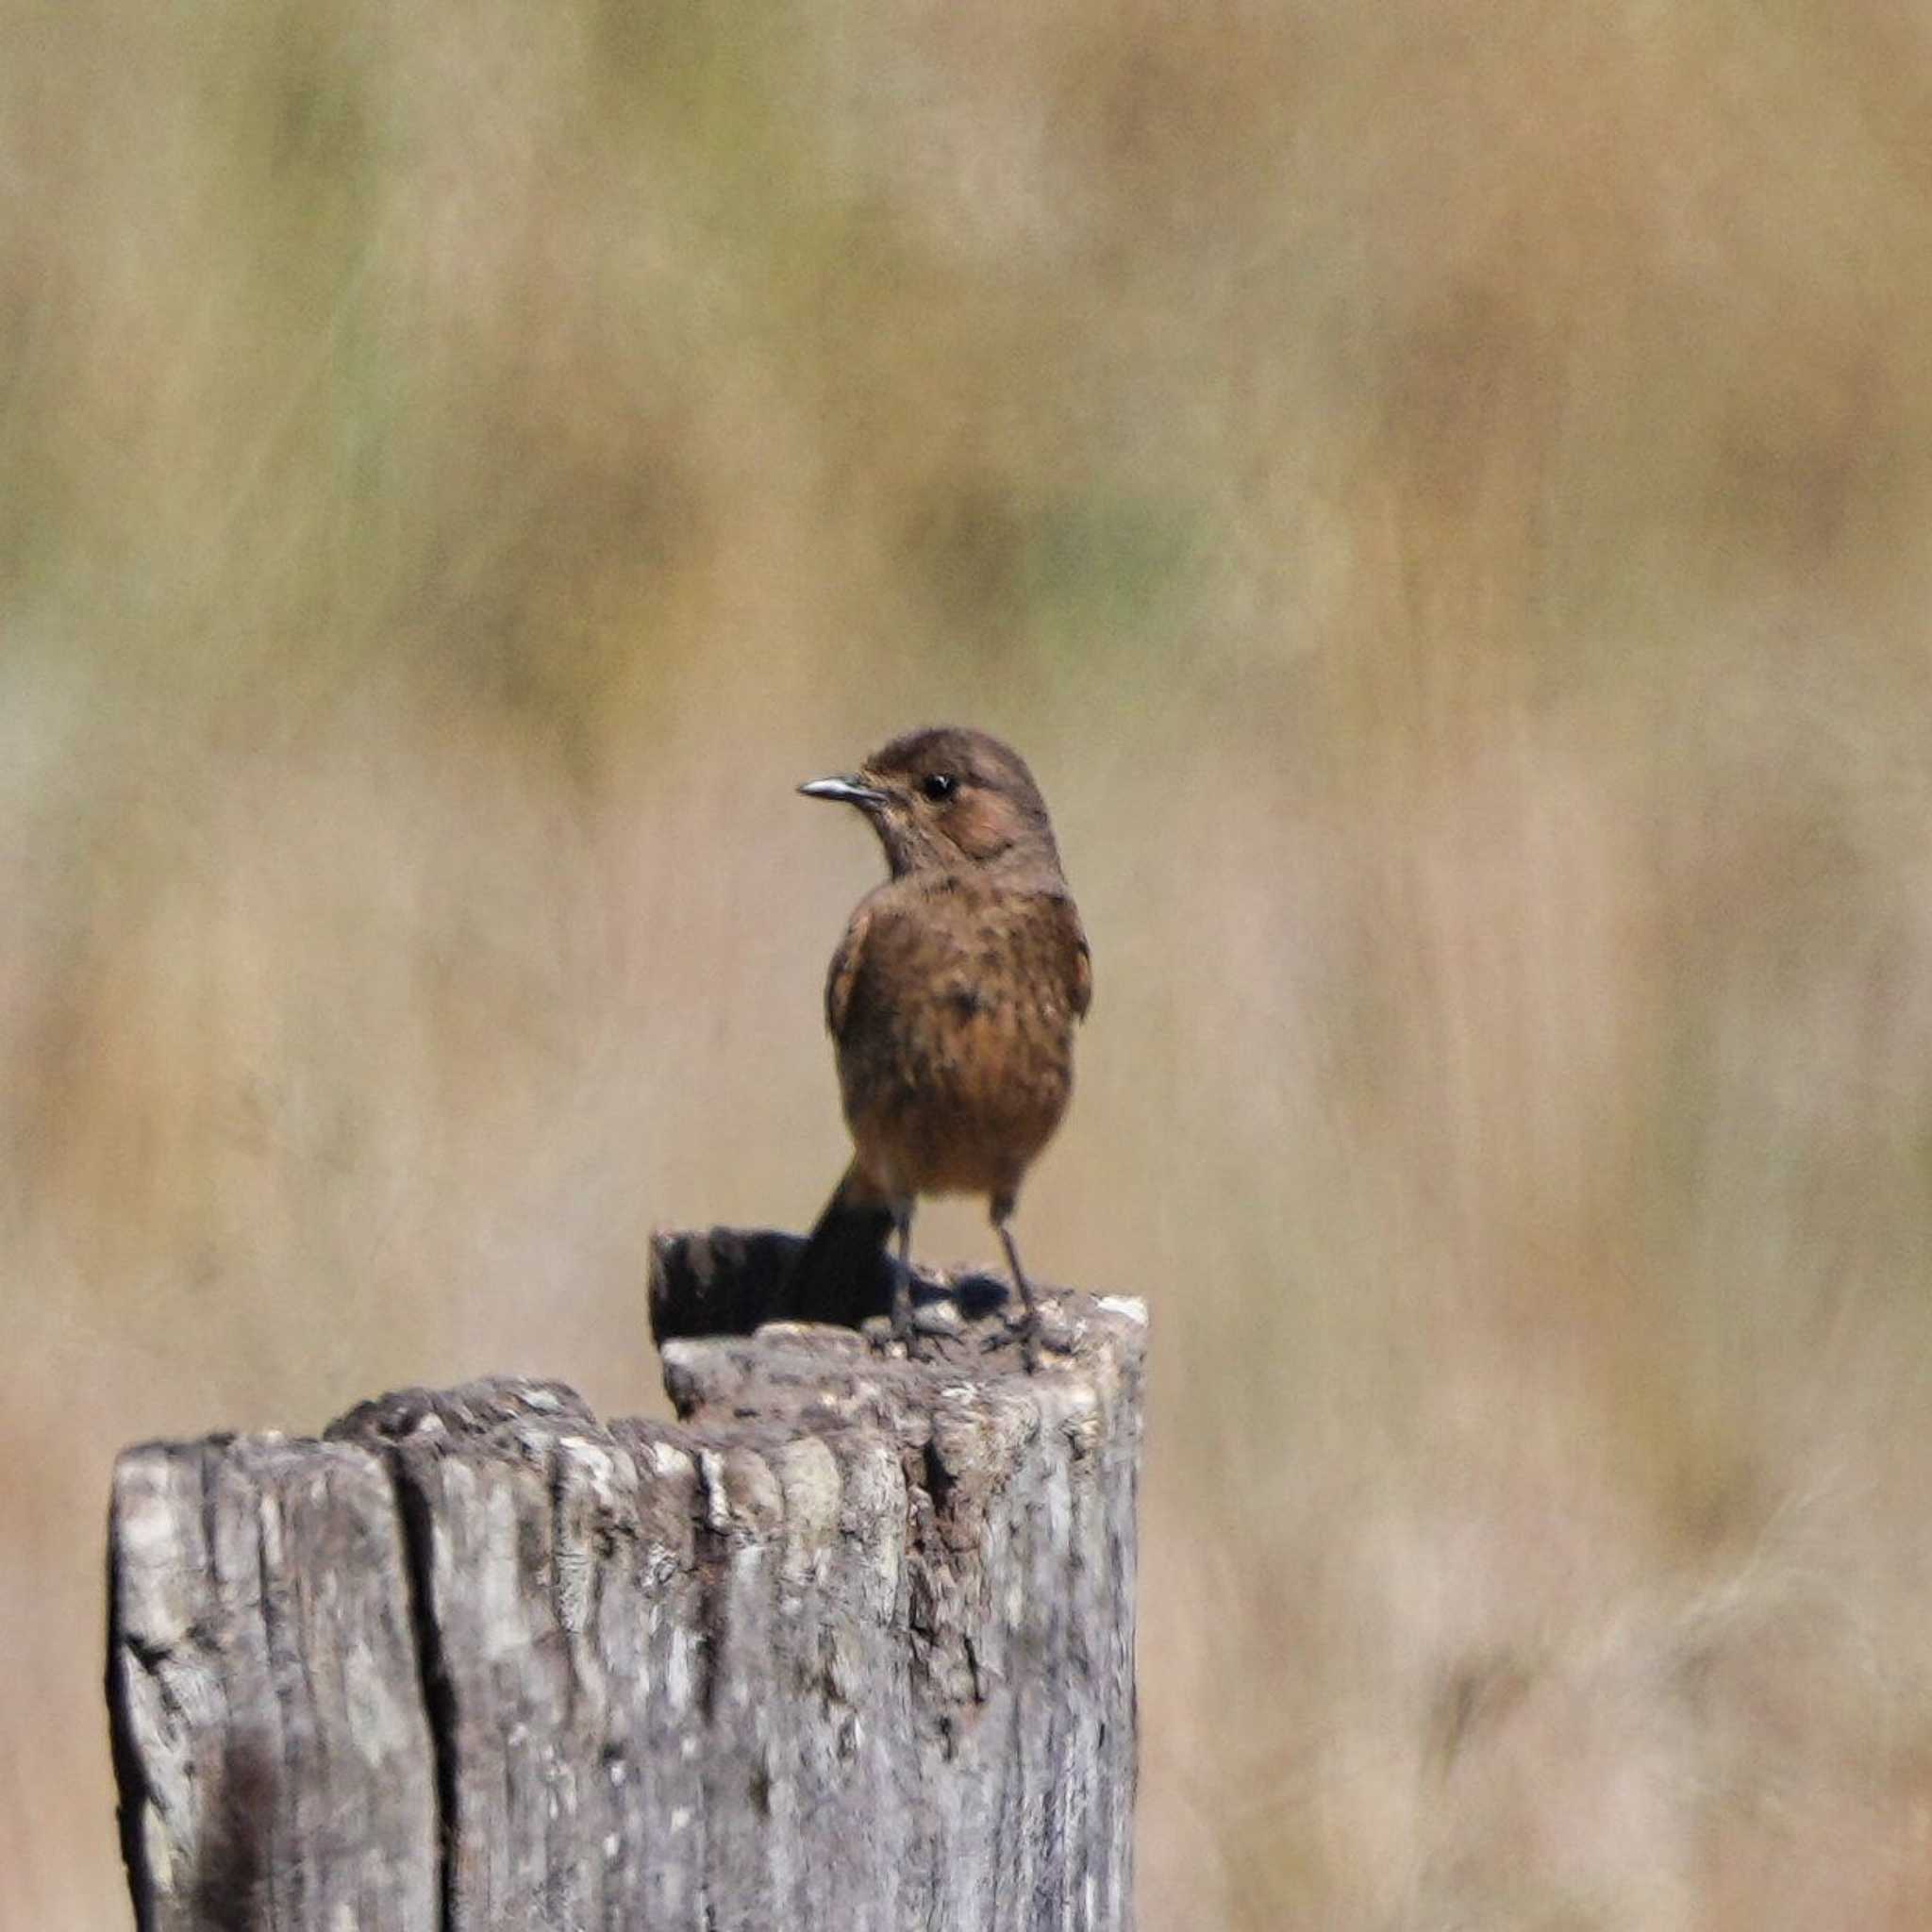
[1012,1292,1078,1373]
[861,1311,920,1360]
[858,1265,938,1359]
[891,1259,917,1356]
[1018,1312,1044,1374]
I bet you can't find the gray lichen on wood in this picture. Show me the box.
[108,1228,1145,1930]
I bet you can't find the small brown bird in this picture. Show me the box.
[783,725,1091,1349]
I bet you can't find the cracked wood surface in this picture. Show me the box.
[107,1227,1145,1931]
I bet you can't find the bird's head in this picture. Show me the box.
[800,725,1062,880]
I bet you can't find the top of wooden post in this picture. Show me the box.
[647,1222,1145,1388]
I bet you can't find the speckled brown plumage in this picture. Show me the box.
[784,726,1091,1352]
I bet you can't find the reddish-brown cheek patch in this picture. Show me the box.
[947,791,1024,860]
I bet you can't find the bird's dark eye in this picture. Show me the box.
[920,773,958,802]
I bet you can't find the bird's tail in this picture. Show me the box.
[782,1163,898,1329]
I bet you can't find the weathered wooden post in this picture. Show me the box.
[108,1228,1145,1930]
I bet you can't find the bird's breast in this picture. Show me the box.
[835,888,1081,1199]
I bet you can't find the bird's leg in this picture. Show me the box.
[991,1193,1042,1357]
[891,1202,915,1349]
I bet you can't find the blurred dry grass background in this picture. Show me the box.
[9,1,1932,1924]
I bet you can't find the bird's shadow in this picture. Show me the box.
[941,1268,1012,1320]
[650,1226,1019,1344]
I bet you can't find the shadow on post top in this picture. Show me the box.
[647,1224,1016,1346]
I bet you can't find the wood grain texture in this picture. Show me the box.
[108,1431,440,1930]
[108,1230,1145,1931]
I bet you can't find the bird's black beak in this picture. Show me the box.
[799,774,889,809]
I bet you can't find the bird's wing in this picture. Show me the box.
[1060,894,1093,1021]
[824,897,875,1041]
